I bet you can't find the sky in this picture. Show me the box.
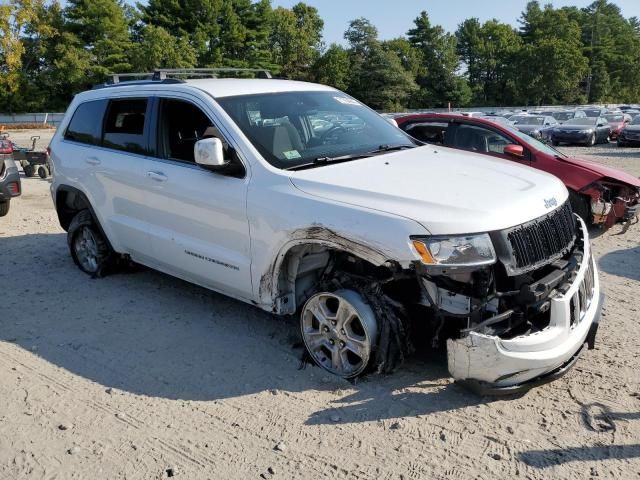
[271,0,640,45]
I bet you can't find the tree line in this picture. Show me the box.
[1,0,639,113]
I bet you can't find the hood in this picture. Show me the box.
[553,125,595,132]
[289,146,568,235]
[556,155,640,188]
[516,125,543,133]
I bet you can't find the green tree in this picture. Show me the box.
[456,18,522,105]
[408,11,470,108]
[343,18,417,110]
[269,3,324,79]
[65,0,133,77]
[516,2,588,105]
[130,25,196,71]
[311,43,350,90]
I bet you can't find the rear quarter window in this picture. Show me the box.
[64,99,108,145]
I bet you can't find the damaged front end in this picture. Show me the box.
[582,181,640,229]
[414,201,603,394]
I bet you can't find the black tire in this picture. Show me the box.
[0,201,9,217]
[552,140,560,146]
[67,210,113,276]
[23,164,34,177]
[568,190,591,225]
[37,166,48,179]
[587,133,596,147]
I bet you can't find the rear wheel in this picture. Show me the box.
[23,164,34,177]
[37,166,48,179]
[67,210,113,276]
[300,289,378,378]
[0,201,9,217]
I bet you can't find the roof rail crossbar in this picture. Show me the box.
[152,68,273,80]
[107,72,155,84]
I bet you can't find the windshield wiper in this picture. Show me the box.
[367,144,415,154]
[285,144,415,171]
[285,152,374,171]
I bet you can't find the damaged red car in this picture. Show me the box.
[396,113,640,230]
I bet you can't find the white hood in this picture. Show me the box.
[289,146,568,235]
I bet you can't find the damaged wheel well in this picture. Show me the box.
[272,243,396,315]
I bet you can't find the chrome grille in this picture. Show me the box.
[507,201,576,271]
[570,256,595,327]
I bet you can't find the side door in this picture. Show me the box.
[61,97,154,259]
[141,94,253,300]
[447,122,533,165]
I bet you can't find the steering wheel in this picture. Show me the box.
[318,125,347,143]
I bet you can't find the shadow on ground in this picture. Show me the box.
[0,232,490,419]
[598,246,640,281]
[518,444,640,468]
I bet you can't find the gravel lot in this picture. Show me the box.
[1,129,640,479]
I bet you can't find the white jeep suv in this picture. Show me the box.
[49,70,603,394]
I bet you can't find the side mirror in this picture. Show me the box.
[504,144,524,158]
[195,138,227,170]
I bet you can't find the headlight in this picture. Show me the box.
[580,129,594,134]
[412,233,496,267]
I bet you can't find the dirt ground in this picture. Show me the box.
[1,129,639,480]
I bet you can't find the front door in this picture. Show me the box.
[141,96,253,300]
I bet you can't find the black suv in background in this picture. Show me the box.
[0,138,21,216]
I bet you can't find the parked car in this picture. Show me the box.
[578,108,608,118]
[484,115,515,127]
[549,117,611,146]
[510,114,558,141]
[618,115,640,147]
[623,109,640,119]
[603,112,629,140]
[49,69,603,394]
[396,113,639,230]
[550,110,587,124]
[459,111,486,117]
[0,138,21,216]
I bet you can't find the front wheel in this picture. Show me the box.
[300,289,378,378]
[0,201,9,217]
[587,133,596,147]
[67,210,113,276]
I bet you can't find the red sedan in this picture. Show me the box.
[395,113,640,230]
[603,112,630,140]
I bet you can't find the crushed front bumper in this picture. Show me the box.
[447,218,602,394]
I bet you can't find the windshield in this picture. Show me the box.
[216,91,415,169]
[581,109,602,118]
[604,114,624,123]
[512,115,545,125]
[564,117,597,126]
[631,116,640,125]
[552,111,574,121]
[507,127,566,157]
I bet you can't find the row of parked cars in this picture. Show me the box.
[480,106,640,147]
[392,111,640,231]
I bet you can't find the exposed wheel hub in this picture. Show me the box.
[301,289,378,378]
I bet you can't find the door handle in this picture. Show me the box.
[85,157,101,165]
[147,171,168,182]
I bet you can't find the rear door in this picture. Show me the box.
[60,97,154,258]
[139,94,253,300]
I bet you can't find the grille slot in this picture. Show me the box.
[507,202,576,270]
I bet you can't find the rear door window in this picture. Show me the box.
[103,99,149,154]
[402,121,449,145]
[64,99,108,146]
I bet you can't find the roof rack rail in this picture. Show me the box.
[94,68,274,89]
[152,68,273,80]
